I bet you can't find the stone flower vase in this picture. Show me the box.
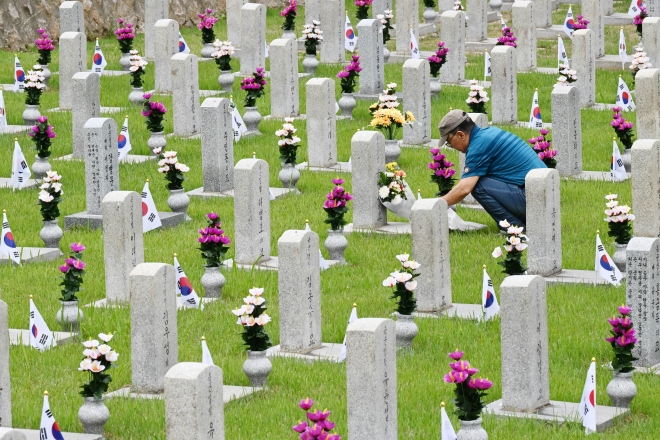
[128,86,146,105]
[40,64,52,87]
[324,229,348,263]
[489,0,503,13]
[302,53,319,75]
[338,93,357,118]
[40,219,63,248]
[384,139,401,164]
[147,131,167,155]
[612,242,627,273]
[168,188,191,220]
[282,29,296,39]
[395,313,418,350]
[201,42,215,58]
[243,106,262,136]
[119,53,132,71]
[423,7,437,23]
[430,76,442,98]
[201,266,226,298]
[56,300,83,333]
[78,396,110,436]
[383,45,390,63]
[243,350,272,387]
[218,70,235,93]
[606,371,637,408]
[457,418,488,440]
[23,104,41,126]
[278,162,300,189]
[32,155,52,179]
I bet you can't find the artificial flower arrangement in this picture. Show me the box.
[606,305,638,374]
[556,63,577,87]
[38,170,63,222]
[142,93,167,133]
[378,10,394,45]
[241,66,267,107]
[302,21,323,55]
[369,82,399,113]
[428,41,450,78]
[428,146,456,196]
[115,18,135,53]
[232,287,272,352]
[24,65,45,106]
[610,107,635,149]
[355,0,373,20]
[35,29,55,66]
[630,45,652,87]
[29,116,56,159]
[198,9,219,44]
[491,220,528,275]
[212,40,234,71]
[276,118,302,165]
[337,55,362,94]
[199,212,231,267]
[528,128,557,168]
[59,242,86,302]
[369,84,415,139]
[128,50,148,88]
[465,80,489,114]
[573,15,589,30]
[79,332,119,399]
[604,194,634,245]
[281,0,297,32]
[292,398,341,440]
[378,162,409,202]
[382,253,420,315]
[634,5,648,37]
[323,178,353,231]
[156,148,190,190]
[444,350,493,421]
[496,27,517,48]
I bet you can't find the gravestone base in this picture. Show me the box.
[353,92,387,100]
[266,342,343,362]
[187,187,297,200]
[159,211,187,228]
[570,171,630,181]
[590,103,619,111]
[634,363,660,375]
[9,328,75,346]
[595,55,632,70]
[64,212,103,229]
[603,13,633,26]
[408,303,484,320]
[466,38,499,52]
[487,11,499,22]
[485,399,628,432]
[399,139,438,148]
[501,0,557,10]
[390,22,436,38]
[12,429,101,440]
[0,177,38,189]
[537,67,562,74]
[176,296,218,310]
[165,132,200,140]
[540,269,622,285]
[120,154,157,164]
[105,385,260,403]
[536,25,569,39]
[224,257,279,271]
[94,70,130,76]
[263,114,306,121]
[345,218,486,234]
[48,106,121,114]
[0,247,62,265]
[0,125,31,134]
[517,121,553,129]
[295,161,352,173]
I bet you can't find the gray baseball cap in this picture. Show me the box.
[438,109,469,146]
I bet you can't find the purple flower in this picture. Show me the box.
[65,258,76,266]
[332,178,344,185]
[444,371,468,383]
[618,305,632,316]
[143,93,152,100]
[292,421,308,433]
[72,260,86,270]
[450,360,471,371]
[615,334,637,347]
[37,116,48,124]
[467,378,493,390]
[207,212,219,221]
[71,242,85,253]
[448,350,463,360]
[59,264,70,273]
[429,147,440,155]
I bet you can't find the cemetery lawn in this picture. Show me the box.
[0,0,657,438]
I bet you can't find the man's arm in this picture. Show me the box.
[441,176,480,206]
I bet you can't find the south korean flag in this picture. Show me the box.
[616,76,635,111]
[174,255,203,309]
[178,32,191,54]
[141,180,162,232]
[30,297,56,350]
[39,392,64,439]
[628,0,644,16]
[118,116,132,161]
[410,28,420,59]
[10,139,31,190]
[558,36,569,68]
[0,211,20,264]
[0,88,7,133]
[528,89,543,129]
[91,38,108,74]
[14,55,25,92]
[230,97,247,142]
[484,50,491,79]
[611,139,628,182]
[595,233,623,286]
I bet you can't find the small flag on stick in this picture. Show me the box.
[118,116,132,161]
[595,232,623,286]
[30,297,56,350]
[484,50,491,82]
[10,139,31,190]
[441,402,458,440]
[0,210,20,264]
[578,358,597,435]
[619,28,628,69]
[14,55,25,92]
[40,391,65,440]
[563,6,575,39]
[558,35,569,68]
[141,180,162,233]
[338,303,358,362]
[482,266,500,320]
[345,14,357,52]
[174,254,203,309]
[628,0,644,16]
[201,336,214,365]
[0,88,7,133]
[410,27,420,59]
[178,32,191,53]
[528,89,543,129]
[611,139,628,182]
[92,39,108,74]
[615,76,635,111]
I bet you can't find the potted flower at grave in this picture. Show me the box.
[241,66,267,136]
[276,118,302,189]
[556,63,577,87]
[604,194,634,272]
[323,177,353,263]
[280,0,297,39]
[573,15,589,30]
[35,29,54,87]
[142,93,168,153]
[212,40,235,93]
[382,253,420,350]
[355,0,373,20]
[156,148,191,220]
[378,10,394,63]
[453,0,468,26]
[57,242,86,333]
[634,6,648,37]
[302,20,323,75]
[496,27,517,48]
[610,106,635,171]
[630,45,652,88]
[22,65,45,125]
[428,147,456,196]
[423,0,437,23]
[528,129,557,168]
[198,212,231,298]
[292,398,342,439]
[115,18,135,71]
[127,50,148,105]
[466,79,489,115]
[443,349,493,437]
[198,8,219,58]
[337,55,362,119]
[38,170,64,248]
[232,287,273,387]
[77,332,118,435]
[370,84,415,163]
[428,41,449,97]
[29,116,56,178]
[605,305,638,408]
[492,220,528,275]
[378,162,416,219]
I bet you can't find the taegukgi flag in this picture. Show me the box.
[229,97,247,142]
[611,139,628,182]
[92,38,108,74]
[595,233,623,286]
[482,267,500,320]
[441,402,458,440]
[178,32,191,53]
[528,89,543,129]
[410,28,420,59]
[338,304,358,362]
[619,28,628,64]
[30,297,56,350]
[11,139,31,190]
[628,0,644,16]
[39,392,65,440]
[345,13,357,52]
[484,51,491,79]
[616,76,635,111]
[578,359,597,435]
[500,16,507,29]
[174,255,203,309]
[563,6,575,39]
[0,211,20,264]
[558,36,569,68]
[141,180,162,233]
[14,55,25,92]
[0,88,7,133]
[201,336,214,365]
[118,116,132,161]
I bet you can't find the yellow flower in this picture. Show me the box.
[405,111,415,122]
[386,162,398,171]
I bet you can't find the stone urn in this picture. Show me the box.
[201,266,226,298]
[282,29,296,39]
[395,313,418,350]
[243,350,272,387]
[201,42,215,58]
[40,64,52,87]
[606,371,637,408]
[128,87,146,105]
[78,396,110,436]
[56,300,83,333]
[32,155,52,179]
[622,148,632,173]
[383,45,390,63]
[243,106,262,136]
[22,104,41,126]
[278,162,300,189]
[218,70,235,93]
[423,7,437,23]
[612,242,627,273]
[302,53,319,75]
[489,0,503,13]
[119,53,132,71]
[338,93,357,118]
[40,219,63,248]
[457,418,488,440]
[430,76,442,98]
[167,188,191,220]
[384,139,402,164]
[324,229,348,263]
[147,131,167,155]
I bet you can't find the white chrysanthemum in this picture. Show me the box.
[379,186,390,198]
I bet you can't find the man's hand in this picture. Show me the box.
[441,176,480,206]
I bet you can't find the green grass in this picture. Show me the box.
[0,0,657,438]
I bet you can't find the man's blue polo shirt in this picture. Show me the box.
[462,125,547,187]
